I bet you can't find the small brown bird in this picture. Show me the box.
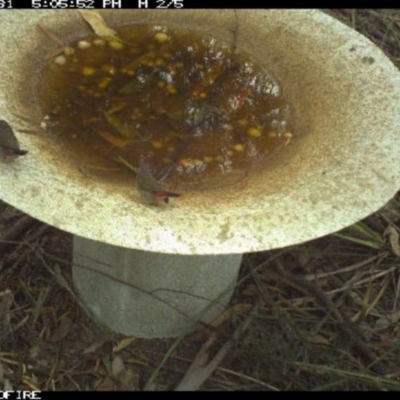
[135,159,181,205]
[0,120,28,163]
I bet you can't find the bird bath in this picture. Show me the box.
[1,10,400,337]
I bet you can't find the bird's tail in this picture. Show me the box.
[6,148,28,156]
[14,149,28,156]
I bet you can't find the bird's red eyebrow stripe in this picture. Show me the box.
[153,192,169,198]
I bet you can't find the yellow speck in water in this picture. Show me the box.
[81,66,97,76]
[268,131,278,138]
[203,156,214,163]
[152,140,163,149]
[78,40,91,49]
[109,40,124,50]
[93,38,106,46]
[63,47,75,56]
[232,144,245,152]
[247,127,262,137]
[166,84,177,94]
[238,118,248,126]
[54,55,66,66]
[154,32,169,43]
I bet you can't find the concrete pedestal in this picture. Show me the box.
[72,236,242,338]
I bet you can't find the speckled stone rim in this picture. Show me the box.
[1,9,400,254]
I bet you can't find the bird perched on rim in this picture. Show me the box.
[0,120,28,163]
[135,158,181,205]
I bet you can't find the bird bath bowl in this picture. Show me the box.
[1,10,400,337]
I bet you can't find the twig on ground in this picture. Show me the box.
[174,302,261,391]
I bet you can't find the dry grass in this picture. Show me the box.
[1,9,400,391]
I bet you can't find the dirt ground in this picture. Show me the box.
[1,9,400,391]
